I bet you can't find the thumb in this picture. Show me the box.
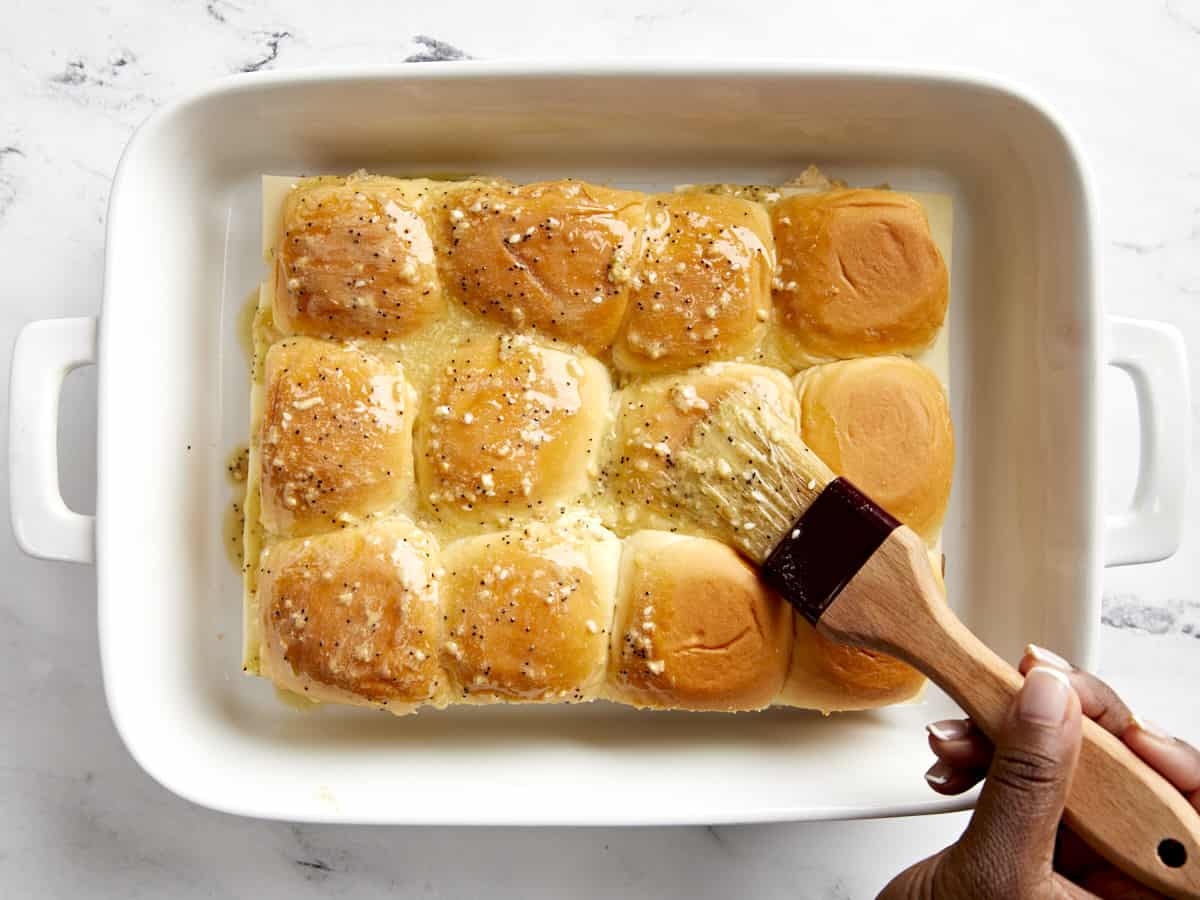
[948,666,1083,896]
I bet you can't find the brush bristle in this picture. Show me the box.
[670,397,837,563]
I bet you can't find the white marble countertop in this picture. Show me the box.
[1,0,1197,896]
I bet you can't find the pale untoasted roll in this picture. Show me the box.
[612,193,773,373]
[259,338,415,537]
[772,190,948,364]
[607,532,792,711]
[795,356,953,541]
[778,559,943,712]
[778,621,927,713]
[414,333,611,530]
[257,518,446,713]
[437,179,645,353]
[439,518,619,703]
[602,363,799,534]
[274,176,445,340]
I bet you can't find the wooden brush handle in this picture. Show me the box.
[821,525,1200,900]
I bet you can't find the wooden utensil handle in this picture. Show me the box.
[820,526,1200,900]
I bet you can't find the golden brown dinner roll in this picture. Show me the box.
[612,192,773,374]
[274,175,445,340]
[602,363,798,534]
[414,333,611,531]
[606,531,792,711]
[256,517,446,712]
[778,620,927,713]
[795,356,953,541]
[439,518,619,703]
[771,189,948,365]
[437,179,645,353]
[259,337,415,537]
[777,560,943,712]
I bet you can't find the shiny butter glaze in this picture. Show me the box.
[257,518,446,709]
[613,192,773,374]
[439,519,618,703]
[259,337,415,537]
[275,176,444,341]
[414,332,610,533]
[600,363,799,536]
[437,179,645,354]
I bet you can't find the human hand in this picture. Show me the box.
[879,646,1200,898]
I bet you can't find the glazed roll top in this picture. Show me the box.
[612,192,774,374]
[274,176,445,340]
[436,179,645,354]
[413,332,611,532]
[257,518,446,712]
[602,363,799,535]
[258,337,415,538]
[439,518,620,703]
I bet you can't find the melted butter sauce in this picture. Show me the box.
[223,443,250,572]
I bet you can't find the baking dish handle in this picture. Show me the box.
[8,317,98,564]
[1104,315,1191,567]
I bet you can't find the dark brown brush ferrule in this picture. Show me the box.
[761,477,901,625]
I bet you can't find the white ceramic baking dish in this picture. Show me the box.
[8,62,1191,825]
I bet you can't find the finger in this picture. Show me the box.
[1023,646,1200,804]
[924,759,986,796]
[1124,719,1200,806]
[927,719,994,770]
[1022,646,1134,737]
[950,666,1083,895]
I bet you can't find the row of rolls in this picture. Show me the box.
[270,169,948,371]
[257,336,952,547]
[258,512,944,715]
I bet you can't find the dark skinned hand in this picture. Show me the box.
[879,646,1200,899]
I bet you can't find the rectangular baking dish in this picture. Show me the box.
[8,62,1191,825]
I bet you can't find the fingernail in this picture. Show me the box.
[926,719,970,741]
[1019,666,1072,725]
[1132,715,1174,743]
[925,760,954,786]
[1026,643,1072,671]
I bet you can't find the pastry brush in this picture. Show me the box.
[669,397,1200,900]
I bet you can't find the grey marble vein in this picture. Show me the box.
[1165,0,1200,37]
[1102,593,1200,638]
[1113,239,1170,255]
[0,145,22,221]
[49,50,137,89]
[205,0,237,23]
[240,30,292,73]
[404,35,473,63]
